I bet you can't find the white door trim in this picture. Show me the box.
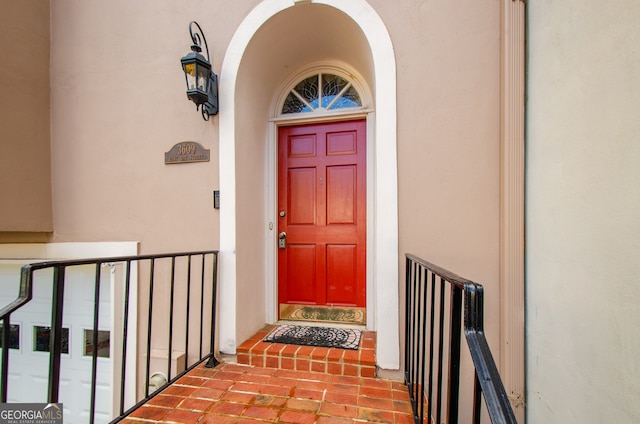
[266,61,372,328]
[219,0,399,369]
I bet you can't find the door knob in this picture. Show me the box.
[278,231,287,248]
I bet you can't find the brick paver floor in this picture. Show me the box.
[122,362,415,423]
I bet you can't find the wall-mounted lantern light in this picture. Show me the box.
[180,21,218,121]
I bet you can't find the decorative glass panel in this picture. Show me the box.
[321,74,349,108]
[34,326,69,354]
[329,85,361,110]
[282,72,362,114]
[84,329,110,358]
[282,93,307,114]
[294,75,320,108]
[0,324,20,350]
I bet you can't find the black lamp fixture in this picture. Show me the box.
[180,21,218,121]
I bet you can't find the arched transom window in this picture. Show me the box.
[281,73,362,114]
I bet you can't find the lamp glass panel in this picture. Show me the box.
[184,63,196,90]
[197,64,209,92]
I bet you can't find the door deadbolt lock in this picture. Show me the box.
[278,231,287,248]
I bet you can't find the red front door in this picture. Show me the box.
[278,120,366,310]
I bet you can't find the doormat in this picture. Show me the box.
[263,324,361,350]
[279,304,366,325]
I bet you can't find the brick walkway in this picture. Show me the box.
[122,362,415,423]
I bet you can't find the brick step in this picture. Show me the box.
[237,325,377,378]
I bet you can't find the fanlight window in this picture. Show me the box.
[282,73,362,114]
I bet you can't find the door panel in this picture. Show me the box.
[326,244,357,304]
[286,244,317,303]
[327,165,356,224]
[278,120,366,310]
[327,131,357,155]
[289,134,317,157]
[288,168,317,225]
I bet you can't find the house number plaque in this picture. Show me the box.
[165,141,210,164]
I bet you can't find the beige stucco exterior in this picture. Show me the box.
[0,1,52,235]
[3,0,639,421]
[48,1,221,253]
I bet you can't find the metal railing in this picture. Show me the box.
[0,250,219,424]
[405,254,517,424]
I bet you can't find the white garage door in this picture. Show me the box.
[0,242,138,424]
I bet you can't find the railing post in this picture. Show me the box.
[407,259,415,399]
[184,255,192,366]
[168,256,176,380]
[144,258,156,397]
[120,259,132,415]
[427,271,436,423]
[418,266,429,423]
[435,276,446,424]
[404,256,411,387]
[199,253,206,358]
[1,316,10,402]
[473,371,482,424]
[89,263,103,424]
[206,252,219,368]
[48,265,66,403]
[446,285,463,424]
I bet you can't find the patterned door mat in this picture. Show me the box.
[279,304,366,325]
[263,324,361,350]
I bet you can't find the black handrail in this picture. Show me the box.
[404,253,517,424]
[0,250,219,424]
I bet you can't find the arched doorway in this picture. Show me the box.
[218,0,400,370]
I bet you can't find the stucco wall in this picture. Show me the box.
[371,0,502,352]
[48,0,251,253]
[0,0,52,234]
[527,0,640,421]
